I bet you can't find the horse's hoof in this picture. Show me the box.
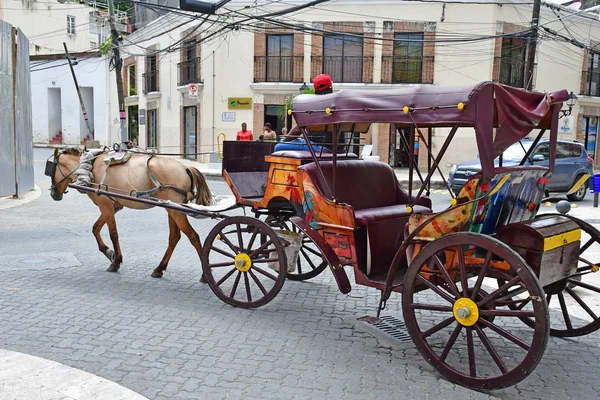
[106,266,120,272]
[200,274,208,283]
[151,270,163,278]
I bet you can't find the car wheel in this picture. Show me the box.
[567,178,588,202]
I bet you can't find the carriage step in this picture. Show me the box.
[356,315,414,346]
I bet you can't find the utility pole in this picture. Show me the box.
[108,0,127,143]
[63,42,94,141]
[524,0,541,90]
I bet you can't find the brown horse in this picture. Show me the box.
[47,148,212,279]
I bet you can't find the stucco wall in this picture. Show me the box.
[31,58,110,145]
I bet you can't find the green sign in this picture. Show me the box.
[228,97,252,110]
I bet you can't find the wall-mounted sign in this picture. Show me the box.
[559,115,574,134]
[139,109,145,125]
[188,84,198,98]
[222,112,236,122]
[228,97,252,110]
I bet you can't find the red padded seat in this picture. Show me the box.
[271,150,358,160]
[301,160,432,212]
[300,160,432,276]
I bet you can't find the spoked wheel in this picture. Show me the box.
[261,217,328,281]
[402,232,549,390]
[502,215,600,337]
[201,216,287,309]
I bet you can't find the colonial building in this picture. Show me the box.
[97,0,600,170]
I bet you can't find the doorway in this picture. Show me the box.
[582,116,597,158]
[183,106,197,160]
[147,109,157,148]
[264,105,292,136]
[128,105,139,144]
[47,88,62,143]
[389,126,416,168]
[80,87,94,141]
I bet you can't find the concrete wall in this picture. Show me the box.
[31,57,110,145]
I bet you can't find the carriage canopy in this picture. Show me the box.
[290,81,569,178]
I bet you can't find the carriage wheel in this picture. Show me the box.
[501,215,600,337]
[260,217,328,281]
[402,232,549,390]
[201,216,286,309]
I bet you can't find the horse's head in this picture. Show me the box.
[45,148,81,201]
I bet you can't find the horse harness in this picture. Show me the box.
[46,149,193,201]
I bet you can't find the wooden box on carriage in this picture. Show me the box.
[497,215,581,287]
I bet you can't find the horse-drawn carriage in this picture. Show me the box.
[54,82,600,390]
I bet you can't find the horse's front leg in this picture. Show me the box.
[92,215,115,262]
[151,214,181,278]
[103,209,123,272]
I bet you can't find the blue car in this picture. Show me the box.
[449,139,594,201]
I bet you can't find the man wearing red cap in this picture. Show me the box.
[276,74,333,149]
[312,73,333,94]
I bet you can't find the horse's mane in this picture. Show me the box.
[62,147,83,156]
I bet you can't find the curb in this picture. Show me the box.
[0,185,42,210]
[0,349,148,399]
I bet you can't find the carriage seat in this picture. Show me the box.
[301,160,431,225]
[271,150,358,162]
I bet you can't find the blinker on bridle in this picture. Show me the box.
[45,151,74,194]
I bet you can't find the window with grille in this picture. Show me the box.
[392,33,424,83]
[322,34,364,83]
[67,15,76,35]
[266,35,294,82]
[498,37,526,88]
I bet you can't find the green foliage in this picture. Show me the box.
[278,88,315,121]
[98,39,112,56]
[129,87,136,96]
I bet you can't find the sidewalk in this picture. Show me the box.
[0,185,42,211]
[0,349,147,400]
[179,159,449,190]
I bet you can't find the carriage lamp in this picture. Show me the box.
[299,82,310,93]
[560,92,577,117]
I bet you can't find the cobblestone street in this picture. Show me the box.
[0,149,599,399]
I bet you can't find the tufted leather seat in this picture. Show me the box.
[301,160,431,224]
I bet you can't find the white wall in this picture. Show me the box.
[47,87,62,139]
[1,0,98,54]
[31,57,110,145]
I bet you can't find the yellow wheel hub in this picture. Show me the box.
[453,297,479,327]
[592,265,599,273]
[234,253,252,272]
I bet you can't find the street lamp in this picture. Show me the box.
[299,82,309,93]
[561,91,577,117]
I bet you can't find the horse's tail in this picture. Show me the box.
[187,167,212,206]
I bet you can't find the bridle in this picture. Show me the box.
[45,151,77,196]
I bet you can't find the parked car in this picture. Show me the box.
[449,139,594,201]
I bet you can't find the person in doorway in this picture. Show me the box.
[236,122,253,141]
[262,123,277,141]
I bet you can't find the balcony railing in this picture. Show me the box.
[494,56,525,88]
[582,70,600,96]
[311,56,373,83]
[178,57,202,86]
[381,56,434,84]
[142,70,158,94]
[253,56,303,83]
